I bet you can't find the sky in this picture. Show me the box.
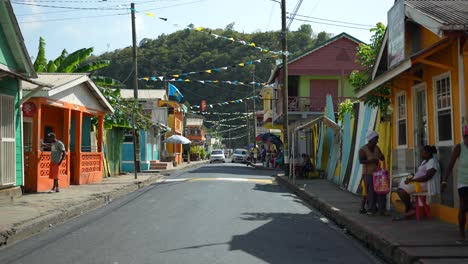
[11,0,396,61]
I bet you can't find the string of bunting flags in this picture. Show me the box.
[139,56,277,81]
[191,26,290,57]
[189,111,250,115]
[191,95,258,109]
[140,77,267,87]
[204,115,251,123]
[214,124,247,134]
[221,133,248,141]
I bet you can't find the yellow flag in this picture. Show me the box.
[143,77,149,81]
[195,27,204,31]
[205,70,212,73]
[172,74,179,78]
[184,79,190,82]
[213,80,219,83]
[228,37,235,42]
[145,12,155,17]
[249,43,256,47]
[238,63,245,67]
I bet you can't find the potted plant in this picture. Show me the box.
[190,145,200,161]
[200,148,206,160]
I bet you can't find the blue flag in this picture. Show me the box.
[168,83,184,102]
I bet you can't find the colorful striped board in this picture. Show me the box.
[347,102,378,193]
[316,122,324,170]
[338,112,352,185]
[325,95,339,183]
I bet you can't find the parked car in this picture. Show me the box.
[209,149,226,163]
[232,149,248,163]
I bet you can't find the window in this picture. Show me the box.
[0,95,16,185]
[396,92,407,146]
[434,73,452,143]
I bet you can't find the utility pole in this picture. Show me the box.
[281,0,289,175]
[131,3,140,178]
[245,101,250,146]
[252,68,257,146]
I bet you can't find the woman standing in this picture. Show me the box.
[443,126,468,244]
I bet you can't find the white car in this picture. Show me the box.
[209,149,226,163]
[231,149,248,163]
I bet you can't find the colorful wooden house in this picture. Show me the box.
[264,32,364,154]
[185,117,205,145]
[21,73,114,192]
[0,1,37,196]
[119,89,170,171]
[158,100,186,165]
[356,0,468,223]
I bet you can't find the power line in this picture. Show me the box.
[290,17,371,30]
[11,1,127,10]
[290,13,375,27]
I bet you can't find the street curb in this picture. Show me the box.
[0,174,164,248]
[276,175,407,264]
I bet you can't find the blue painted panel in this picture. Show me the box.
[81,116,91,151]
[339,112,352,184]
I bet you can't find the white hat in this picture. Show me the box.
[366,131,379,142]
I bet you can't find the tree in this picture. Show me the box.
[349,23,388,113]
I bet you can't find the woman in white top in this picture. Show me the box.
[396,145,440,218]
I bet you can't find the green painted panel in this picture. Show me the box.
[0,26,18,68]
[298,75,357,98]
[298,76,341,97]
[82,116,91,152]
[0,77,22,185]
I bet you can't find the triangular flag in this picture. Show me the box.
[221,67,228,70]
[184,79,190,82]
[228,37,235,42]
[172,74,179,78]
[249,42,256,47]
[238,63,245,67]
[205,69,212,73]
[145,12,155,17]
[195,26,204,31]
[143,77,149,81]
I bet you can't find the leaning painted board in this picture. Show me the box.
[347,102,378,193]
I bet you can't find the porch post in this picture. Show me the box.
[97,114,104,152]
[73,111,83,184]
[63,108,71,184]
[32,101,41,153]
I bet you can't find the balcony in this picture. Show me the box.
[287,96,354,112]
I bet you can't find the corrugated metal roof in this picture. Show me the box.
[22,73,85,90]
[120,89,166,100]
[406,0,468,27]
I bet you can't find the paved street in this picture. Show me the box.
[0,162,381,264]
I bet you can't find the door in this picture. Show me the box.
[413,83,428,166]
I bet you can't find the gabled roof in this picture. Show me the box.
[0,0,36,78]
[120,89,167,100]
[287,32,364,66]
[406,0,468,31]
[22,73,114,113]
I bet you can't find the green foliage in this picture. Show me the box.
[200,148,206,160]
[337,99,356,122]
[349,22,389,113]
[98,87,152,130]
[33,37,47,72]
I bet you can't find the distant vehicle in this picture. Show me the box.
[232,148,248,163]
[209,149,226,163]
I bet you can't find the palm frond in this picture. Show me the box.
[56,47,94,73]
[33,37,47,72]
[53,49,68,69]
[75,60,110,73]
[46,60,57,72]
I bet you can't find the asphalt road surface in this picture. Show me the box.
[0,162,382,264]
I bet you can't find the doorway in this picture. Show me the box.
[412,83,428,166]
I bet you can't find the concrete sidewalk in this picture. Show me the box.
[0,160,208,248]
[276,176,468,264]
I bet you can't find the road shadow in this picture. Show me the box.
[229,212,376,264]
[252,183,288,193]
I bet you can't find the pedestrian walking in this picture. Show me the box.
[442,125,468,244]
[46,133,66,193]
[359,131,386,216]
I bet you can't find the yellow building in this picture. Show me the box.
[357,0,468,223]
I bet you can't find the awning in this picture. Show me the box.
[355,59,412,98]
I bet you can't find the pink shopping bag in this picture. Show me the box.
[373,161,390,195]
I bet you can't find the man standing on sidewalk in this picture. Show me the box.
[359,131,386,215]
[48,133,66,193]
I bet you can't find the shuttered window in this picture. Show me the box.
[0,95,16,185]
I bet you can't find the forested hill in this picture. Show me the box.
[94,23,332,113]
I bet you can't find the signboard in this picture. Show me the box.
[388,0,405,68]
[22,102,37,117]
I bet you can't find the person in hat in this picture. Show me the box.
[47,133,66,193]
[443,125,468,244]
[359,131,386,215]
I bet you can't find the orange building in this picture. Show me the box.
[357,1,468,223]
[158,100,186,165]
[21,73,114,192]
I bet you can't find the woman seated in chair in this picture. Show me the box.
[396,145,440,219]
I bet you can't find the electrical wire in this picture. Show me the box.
[290,17,371,30]
[291,13,375,27]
